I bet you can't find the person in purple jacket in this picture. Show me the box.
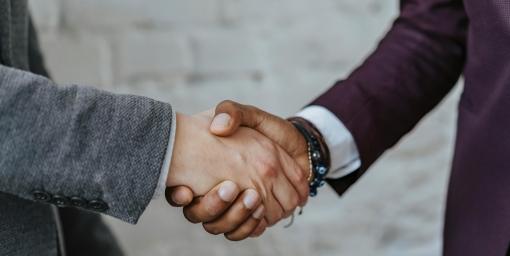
[168,0,510,255]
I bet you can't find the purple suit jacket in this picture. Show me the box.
[314,0,510,255]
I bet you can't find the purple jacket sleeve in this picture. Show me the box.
[313,0,468,195]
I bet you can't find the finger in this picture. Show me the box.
[210,100,261,136]
[183,181,239,223]
[211,100,307,158]
[271,168,300,219]
[211,100,282,138]
[202,189,261,235]
[276,146,309,207]
[261,153,301,219]
[165,186,194,207]
[224,204,265,241]
[263,190,285,227]
[250,217,268,238]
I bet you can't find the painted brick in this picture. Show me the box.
[118,31,192,80]
[39,33,112,88]
[64,0,220,30]
[191,31,261,74]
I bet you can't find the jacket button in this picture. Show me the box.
[51,195,69,207]
[32,190,51,202]
[70,197,88,208]
[88,199,108,212]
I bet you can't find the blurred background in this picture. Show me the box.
[28,0,462,255]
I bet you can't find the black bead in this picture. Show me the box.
[312,151,321,161]
[89,199,108,212]
[70,197,88,208]
[32,190,51,202]
[51,195,69,207]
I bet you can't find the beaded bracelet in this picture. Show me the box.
[288,119,331,197]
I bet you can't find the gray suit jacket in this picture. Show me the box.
[0,1,173,255]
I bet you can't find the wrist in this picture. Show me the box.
[167,112,189,187]
[287,117,331,196]
[165,110,236,195]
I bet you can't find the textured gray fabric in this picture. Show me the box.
[0,0,173,255]
[0,193,58,256]
[0,0,28,70]
[0,65,173,223]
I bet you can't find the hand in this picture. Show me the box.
[166,109,309,229]
[167,102,310,240]
[210,100,309,172]
[166,182,268,240]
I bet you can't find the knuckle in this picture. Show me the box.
[260,139,278,153]
[183,210,200,224]
[219,100,244,121]
[267,212,283,227]
[275,211,283,222]
[258,161,279,178]
[219,100,236,108]
[219,100,238,112]
[203,201,220,218]
[289,194,300,209]
[203,224,222,235]
[225,233,244,241]
[294,165,307,183]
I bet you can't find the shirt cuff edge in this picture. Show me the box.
[152,108,177,199]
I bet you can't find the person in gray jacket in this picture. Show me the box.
[0,1,309,255]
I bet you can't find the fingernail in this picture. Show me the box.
[218,182,237,202]
[252,205,264,219]
[171,190,186,205]
[243,190,259,209]
[211,113,231,128]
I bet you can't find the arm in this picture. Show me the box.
[167,0,469,238]
[314,0,468,195]
[0,66,308,227]
[0,65,172,224]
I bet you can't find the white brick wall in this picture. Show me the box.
[38,33,112,87]
[119,32,192,79]
[191,30,261,74]
[28,1,462,256]
[63,0,221,29]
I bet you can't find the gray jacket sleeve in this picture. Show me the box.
[0,65,173,224]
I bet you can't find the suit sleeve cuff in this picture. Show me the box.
[152,108,177,199]
[296,105,361,179]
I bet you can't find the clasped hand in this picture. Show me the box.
[165,101,311,241]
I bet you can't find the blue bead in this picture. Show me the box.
[318,166,326,175]
[318,180,325,187]
[310,190,317,197]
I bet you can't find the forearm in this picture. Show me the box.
[0,65,173,224]
[313,0,468,195]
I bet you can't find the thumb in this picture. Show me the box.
[210,100,267,137]
[165,186,194,207]
[209,100,306,159]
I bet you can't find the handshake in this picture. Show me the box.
[164,101,312,241]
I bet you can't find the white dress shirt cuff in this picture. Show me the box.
[152,108,177,199]
[296,106,361,179]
